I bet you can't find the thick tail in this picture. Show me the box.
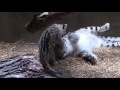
[42,62,72,78]
[101,36,120,42]
[100,37,120,47]
[40,54,72,78]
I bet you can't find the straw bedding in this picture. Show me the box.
[0,40,120,78]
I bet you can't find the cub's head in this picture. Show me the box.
[68,32,79,44]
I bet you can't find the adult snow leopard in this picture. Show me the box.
[61,23,120,65]
[39,24,72,78]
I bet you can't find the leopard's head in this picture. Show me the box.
[54,24,67,37]
[68,32,79,44]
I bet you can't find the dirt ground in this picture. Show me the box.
[0,40,120,78]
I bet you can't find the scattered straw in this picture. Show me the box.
[0,40,120,78]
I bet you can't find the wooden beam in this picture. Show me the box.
[25,12,74,33]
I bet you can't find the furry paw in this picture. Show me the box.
[79,50,98,65]
[100,23,110,32]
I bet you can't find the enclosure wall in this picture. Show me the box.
[0,12,120,43]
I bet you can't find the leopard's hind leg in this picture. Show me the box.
[80,23,110,34]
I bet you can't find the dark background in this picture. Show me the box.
[0,12,120,43]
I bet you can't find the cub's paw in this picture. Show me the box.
[100,23,110,32]
[79,51,98,65]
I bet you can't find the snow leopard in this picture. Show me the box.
[39,24,72,78]
[61,23,120,65]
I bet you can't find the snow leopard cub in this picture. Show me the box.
[62,23,120,65]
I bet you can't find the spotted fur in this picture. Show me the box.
[61,23,120,65]
[80,23,110,34]
[39,24,72,78]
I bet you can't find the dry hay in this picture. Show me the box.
[0,40,39,61]
[0,40,120,78]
